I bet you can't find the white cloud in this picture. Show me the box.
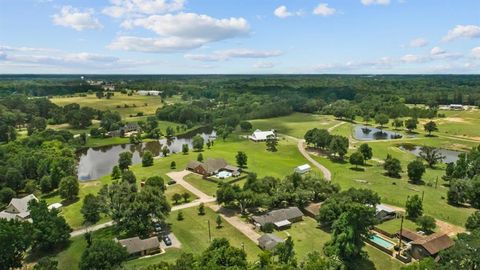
[185,49,283,62]
[103,0,185,18]
[52,6,102,31]
[430,46,446,56]
[361,0,391,6]
[443,25,480,42]
[0,51,6,61]
[111,13,250,53]
[254,61,275,69]
[401,54,429,63]
[408,38,429,48]
[313,3,336,17]
[472,47,480,59]
[274,5,293,18]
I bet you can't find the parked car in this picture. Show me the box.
[162,235,172,246]
[168,180,177,185]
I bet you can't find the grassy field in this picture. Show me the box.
[50,93,166,118]
[165,184,198,205]
[424,109,480,141]
[249,113,340,138]
[376,218,424,235]
[313,122,476,226]
[49,134,321,229]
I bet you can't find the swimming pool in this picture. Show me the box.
[369,234,395,249]
[216,171,232,178]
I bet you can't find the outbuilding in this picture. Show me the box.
[294,164,311,174]
[258,234,285,250]
[249,129,276,142]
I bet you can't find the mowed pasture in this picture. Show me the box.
[50,93,165,117]
[423,109,480,141]
[249,113,340,138]
[47,135,322,229]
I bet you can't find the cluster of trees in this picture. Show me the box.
[0,200,72,269]
[317,188,380,267]
[0,138,77,203]
[304,128,349,160]
[444,145,480,209]
[217,173,339,215]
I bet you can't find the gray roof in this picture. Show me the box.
[258,234,284,250]
[0,194,37,221]
[252,207,304,226]
[118,236,160,254]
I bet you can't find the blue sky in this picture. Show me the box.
[0,0,479,74]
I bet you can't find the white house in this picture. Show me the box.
[0,194,38,221]
[249,129,276,142]
[137,90,162,96]
[448,104,464,110]
[294,164,311,174]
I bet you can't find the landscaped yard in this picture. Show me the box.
[376,218,423,235]
[165,183,198,205]
[183,174,219,197]
[249,113,340,138]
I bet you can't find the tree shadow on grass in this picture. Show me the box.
[61,197,80,207]
[25,240,71,263]
[41,190,59,200]
[350,167,366,172]
[354,255,377,270]
[408,180,426,186]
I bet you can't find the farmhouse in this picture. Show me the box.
[118,236,161,257]
[409,233,454,259]
[375,204,397,222]
[0,194,38,221]
[258,234,285,250]
[106,122,141,137]
[397,228,422,242]
[186,158,240,177]
[303,202,322,218]
[249,129,276,142]
[252,207,304,230]
[137,90,162,96]
[294,164,311,174]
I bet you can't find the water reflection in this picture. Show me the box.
[398,144,463,164]
[77,127,215,181]
[354,125,404,141]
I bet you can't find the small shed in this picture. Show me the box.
[294,164,311,174]
[375,204,397,222]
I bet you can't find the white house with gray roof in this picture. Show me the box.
[249,129,276,142]
[0,194,38,221]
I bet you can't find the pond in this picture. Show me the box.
[77,127,216,181]
[398,144,463,164]
[353,125,405,141]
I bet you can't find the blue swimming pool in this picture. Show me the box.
[369,234,395,249]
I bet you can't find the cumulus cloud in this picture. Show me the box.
[111,13,250,52]
[313,3,336,17]
[52,6,102,31]
[472,47,480,59]
[254,61,275,69]
[430,46,446,56]
[274,6,301,18]
[0,51,6,61]
[408,38,429,48]
[361,0,391,6]
[400,54,430,63]
[0,45,151,71]
[103,0,185,18]
[443,25,480,42]
[185,49,283,62]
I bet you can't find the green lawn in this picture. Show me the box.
[183,174,219,197]
[165,184,198,205]
[125,207,262,269]
[54,133,320,229]
[376,218,423,235]
[312,122,476,226]
[50,93,166,118]
[249,113,340,138]
[429,109,480,141]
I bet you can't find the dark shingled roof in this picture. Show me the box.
[258,234,284,250]
[118,236,160,254]
[397,228,422,242]
[252,207,304,226]
[412,233,454,255]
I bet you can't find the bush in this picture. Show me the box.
[261,223,274,233]
[416,215,436,233]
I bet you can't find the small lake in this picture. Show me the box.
[353,125,405,141]
[398,144,463,164]
[77,127,216,181]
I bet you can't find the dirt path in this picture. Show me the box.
[297,139,332,181]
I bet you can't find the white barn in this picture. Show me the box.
[249,129,276,142]
[137,90,162,96]
[294,164,311,174]
[448,104,464,110]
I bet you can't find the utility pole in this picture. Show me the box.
[398,215,404,250]
[435,176,438,189]
[421,191,425,203]
[207,220,212,242]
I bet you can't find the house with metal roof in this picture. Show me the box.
[249,129,276,142]
[258,234,285,250]
[0,194,38,221]
[118,236,161,257]
[375,204,397,222]
[294,164,311,174]
[252,207,304,230]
